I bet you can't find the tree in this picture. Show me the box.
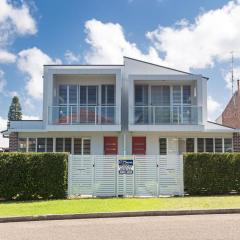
[8,96,22,122]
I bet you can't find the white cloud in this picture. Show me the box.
[0,0,36,37]
[0,49,16,63]
[0,69,6,92]
[0,116,8,148]
[64,50,80,64]
[224,67,240,91]
[84,19,163,64]
[0,0,36,64]
[146,0,240,71]
[207,96,222,121]
[17,47,61,100]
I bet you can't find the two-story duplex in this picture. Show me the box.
[3,57,237,157]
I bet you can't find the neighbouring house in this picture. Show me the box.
[216,80,240,129]
[2,57,238,155]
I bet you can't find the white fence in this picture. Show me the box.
[68,155,184,197]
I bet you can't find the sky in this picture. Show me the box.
[1,0,240,147]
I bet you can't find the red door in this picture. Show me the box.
[104,137,118,155]
[132,137,146,155]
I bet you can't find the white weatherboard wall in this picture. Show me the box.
[68,155,184,197]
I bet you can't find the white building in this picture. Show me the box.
[3,57,236,156]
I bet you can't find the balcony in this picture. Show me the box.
[48,106,119,125]
[131,105,202,125]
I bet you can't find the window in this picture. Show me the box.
[28,138,36,152]
[186,138,194,152]
[73,138,91,155]
[205,138,213,152]
[58,85,68,105]
[18,138,27,152]
[65,138,72,153]
[135,85,148,106]
[215,138,223,152]
[183,86,191,104]
[37,138,46,152]
[83,139,91,155]
[159,138,167,155]
[69,85,77,105]
[197,138,204,152]
[151,86,170,106]
[80,86,98,105]
[172,86,181,105]
[56,138,64,152]
[224,138,233,152]
[46,138,53,152]
[101,85,115,105]
[74,138,82,154]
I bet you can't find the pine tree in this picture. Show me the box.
[8,96,22,122]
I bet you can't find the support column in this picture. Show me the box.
[233,133,240,152]
[9,132,18,152]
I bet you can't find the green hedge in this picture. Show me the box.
[184,153,240,195]
[0,153,68,201]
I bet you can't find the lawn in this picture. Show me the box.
[1,196,240,217]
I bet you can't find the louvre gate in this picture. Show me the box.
[68,155,184,197]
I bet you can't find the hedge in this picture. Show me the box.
[0,153,68,201]
[184,153,240,195]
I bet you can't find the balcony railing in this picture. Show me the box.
[132,105,202,125]
[48,106,118,125]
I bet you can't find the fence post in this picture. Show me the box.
[68,154,72,197]
[179,155,184,196]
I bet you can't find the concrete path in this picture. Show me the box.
[0,214,240,240]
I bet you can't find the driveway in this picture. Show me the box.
[0,214,240,240]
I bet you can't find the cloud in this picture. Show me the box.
[0,0,36,37]
[17,47,61,100]
[0,116,8,148]
[0,0,36,64]
[224,67,240,91]
[84,19,163,64]
[64,50,80,64]
[0,49,16,63]
[0,69,6,92]
[146,0,240,71]
[207,96,222,121]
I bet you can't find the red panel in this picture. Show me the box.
[132,137,146,155]
[104,137,118,155]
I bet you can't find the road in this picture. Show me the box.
[0,214,240,240]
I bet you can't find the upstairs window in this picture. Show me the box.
[135,85,148,106]
[58,85,68,105]
[183,86,191,104]
[102,85,115,105]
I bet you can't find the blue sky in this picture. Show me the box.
[1,0,240,146]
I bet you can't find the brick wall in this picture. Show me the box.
[9,132,18,152]
[221,81,240,128]
[233,132,240,152]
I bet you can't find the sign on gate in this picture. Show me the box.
[118,157,134,174]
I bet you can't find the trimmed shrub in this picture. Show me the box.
[184,153,240,195]
[0,153,68,200]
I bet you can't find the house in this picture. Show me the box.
[2,57,238,156]
[216,80,240,129]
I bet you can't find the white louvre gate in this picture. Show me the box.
[68,155,184,197]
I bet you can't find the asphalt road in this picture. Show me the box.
[1,214,240,240]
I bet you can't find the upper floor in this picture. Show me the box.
[7,57,209,133]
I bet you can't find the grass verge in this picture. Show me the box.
[1,196,240,217]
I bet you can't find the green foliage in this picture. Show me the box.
[0,153,68,201]
[184,153,240,195]
[8,96,22,121]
